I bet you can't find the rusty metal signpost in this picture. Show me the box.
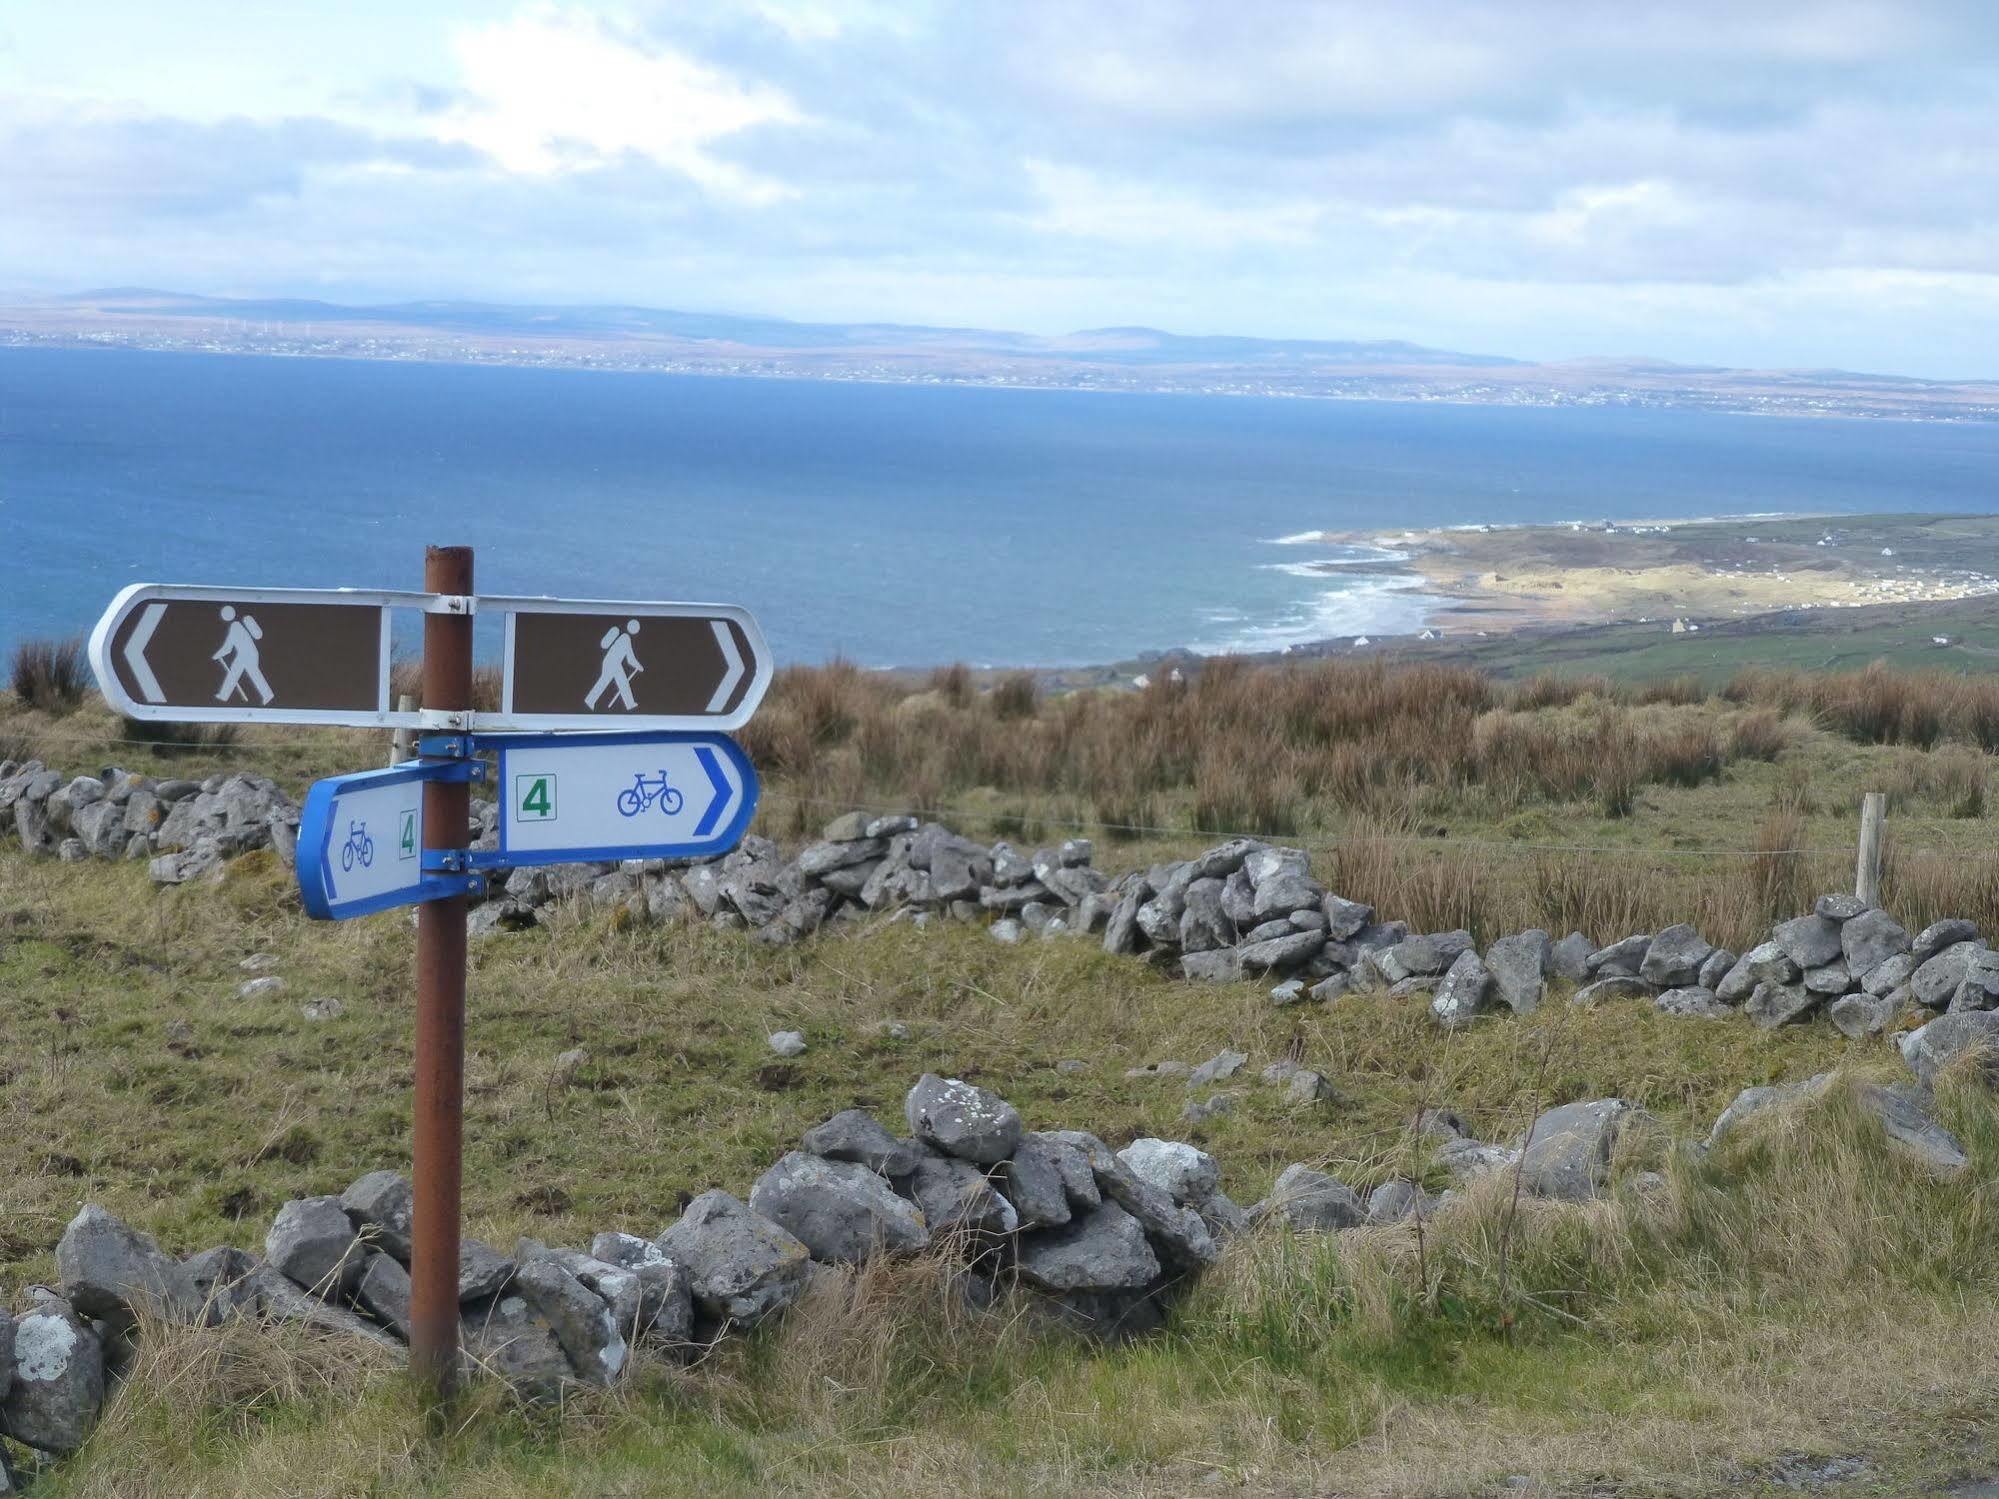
[90,550,769,1393]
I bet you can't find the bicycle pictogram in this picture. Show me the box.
[340,818,375,872]
[616,770,684,818]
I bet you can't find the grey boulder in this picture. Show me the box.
[1656,986,1728,1018]
[266,1196,366,1298]
[1519,1099,1648,1200]
[1840,909,1910,980]
[1116,1139,1219,1207]
[1912,918,1980,966]
[904,1074,1023,1166]
[353,1251,414,1340]
[802,1109,924,1178]
[1485,930,1549,1014]
[1014,1200,1161,1293]
[898,1152,1019,1238]
[590,1232,695,1345]
[510,1256,627,1387]
[749,1152,931,1263]
[656,1190,811,1329]
[1772,913,1844,971]
[460,1292,574,1400]
[1267,1164,1366,1231]
[1746,980,1821,1029]
[0,1292,104,1455]
[56,1204,203,1329]
[340,1171,415,1263]
[1899,1011,1999,1088]
[1640,924,1714,988]
[1912,941,1986,1009]
[1429,949,1492,1029]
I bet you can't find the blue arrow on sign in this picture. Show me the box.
[487,730,758,869]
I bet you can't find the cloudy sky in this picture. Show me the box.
[3,1,1996,376]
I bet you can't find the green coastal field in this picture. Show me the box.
[7,641,1999,1496]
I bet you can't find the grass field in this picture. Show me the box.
[7,652,1999,1494]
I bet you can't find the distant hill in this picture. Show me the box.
[61,288,1521,367]
[10,287,1994,422]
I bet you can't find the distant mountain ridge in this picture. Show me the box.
[12,287,1994,420]
[61,287,1524,368]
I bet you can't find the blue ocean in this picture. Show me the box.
[3,346,1997,666]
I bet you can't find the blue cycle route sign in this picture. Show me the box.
[494,731,757,866]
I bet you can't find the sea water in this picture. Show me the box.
[2,346,1995,666]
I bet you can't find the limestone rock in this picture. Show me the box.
[1640,924,1714,988]
[1486,930,1550,1014]
[1746,980,1820,1028]
[1267,1164,1365,1231]
[1911,941,1985,1009]
[458,1239,515,1302]
[1519,1099,1646,1200]
[1911,918,1980,966]
[656,1190,811,1329]
[1899,1011,1999,1088]
[1430,949,1491,1029]
[802,1109,923,1178]
[340,1171,414,1263]
[1549,931,1593,983]
[997,1135,1076,1229]
[1697,947,1736,992]
[0,1291,104,1455]
[905,1074,1023,1165]
[589,1233,694,1345]
[897,1153,1019,1238]
[1772,913,1843,971]
[1116,1139,1219,1206]
[1656,986,1728,1018]
[56,1205,202,1330]
[353,1251,413,1340]
[1572,975,1651,1006]
[266,1196,366,1298]
[1180,948,1243,983]
[511,1256,627,1386]
[1814,893,1870,922]
[460,1292,574,1399]
[1841,909,1910,980]
[1952,948,1999,1012]
[1829,991,1901,1038]
[1188,1049,1248,1087]
[1585,934,1651,977]
[750,1152,930,1263]
[1014,1201,1160,1293]
[1718,941,1798,1003]
[1322,894,1375,941]
[1237,929,1324,973]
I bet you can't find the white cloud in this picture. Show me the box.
[435,5,803,200]
[1024,160,1320,248]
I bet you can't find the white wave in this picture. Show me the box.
[1187,575,1438,656]
[1265,530,1330,545]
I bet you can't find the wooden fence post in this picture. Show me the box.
[1855,791,1886,907]
[390,692,415,766]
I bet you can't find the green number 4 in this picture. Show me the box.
[398,810,417,860]
[517,775,556,821]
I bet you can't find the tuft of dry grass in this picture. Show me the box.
[9,636,92,716]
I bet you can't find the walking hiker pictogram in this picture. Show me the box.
[212,605,275,704]
[584,618,644,710]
